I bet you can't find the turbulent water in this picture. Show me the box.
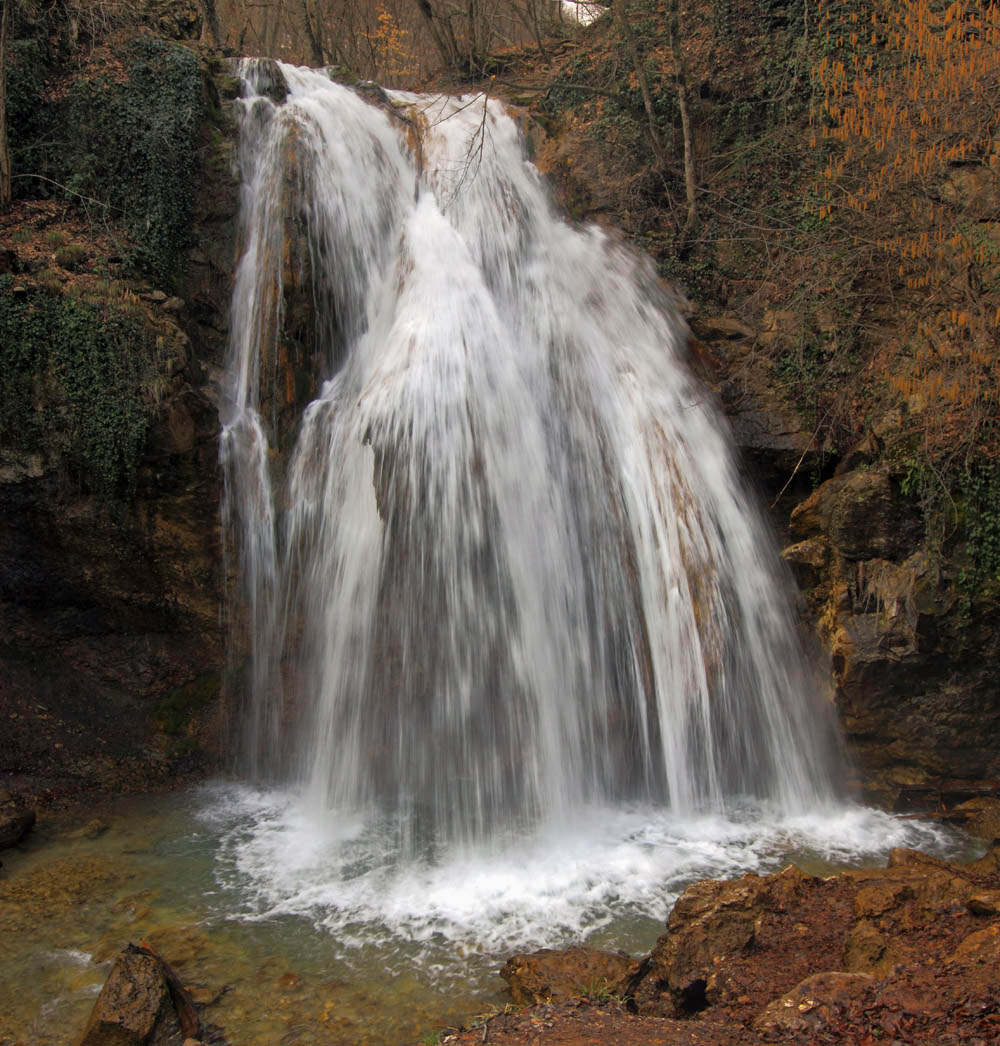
[221,61,841,849]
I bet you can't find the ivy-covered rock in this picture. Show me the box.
[0,277,150,494]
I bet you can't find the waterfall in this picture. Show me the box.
[220,61,841,856]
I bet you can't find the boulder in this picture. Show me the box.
[500,947,638,1005]
[0,805,36,850]
[790,470,920,562]
[79,948,172,1046]
[755,971,875,1034]
[630,865,818,1014]
[953,798,1000,843]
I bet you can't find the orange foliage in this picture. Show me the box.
[809,0,1000,416]
[368,5,417,84]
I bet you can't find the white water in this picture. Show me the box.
[202,783,965,968]
[217,61,869,952]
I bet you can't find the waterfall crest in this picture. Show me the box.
[221,61,841,851]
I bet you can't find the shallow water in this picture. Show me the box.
[0,783,979,1045]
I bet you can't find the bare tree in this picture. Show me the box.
[668,0,697,252]
[615,0,666,170]
[200,0,222,48]
[1,0,11,211]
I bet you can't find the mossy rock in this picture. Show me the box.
[155,671,222,737]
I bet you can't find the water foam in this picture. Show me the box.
[200,783,962,968]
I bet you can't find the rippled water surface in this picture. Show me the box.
[0,783,977,1046]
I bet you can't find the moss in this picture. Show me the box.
[155,671,221,736]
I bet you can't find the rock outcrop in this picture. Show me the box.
[782,463,1000,801]
[0,58,240,804]
[455,845,1000,1045]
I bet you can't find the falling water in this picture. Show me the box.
[220,61,841,861]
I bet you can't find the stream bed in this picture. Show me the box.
[0,783,976,1045]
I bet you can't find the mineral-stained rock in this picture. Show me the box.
[949,922,1000,966]
[842,920,888,973]
[500,947,639,1005]
[754,971,875,1034]
[790,470,920,562]
[486,847,1000,1044]
[79,948,172,1046]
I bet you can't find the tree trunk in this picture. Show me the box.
[0,0,11,212]
[616,0,667,171]
[412,0,461,74]
[200,0,222,49]
[669,0,697,252]
[298,0,324,66]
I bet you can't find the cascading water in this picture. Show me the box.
[220,60,843,861]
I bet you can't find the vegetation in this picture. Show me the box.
[0,275,151,493]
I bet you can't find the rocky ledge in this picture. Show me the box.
[444,838,1000,1045]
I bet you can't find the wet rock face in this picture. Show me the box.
[781,466,1000,802]
[0,361,225,799]
[0,804,35,850]
[0,70,240,804]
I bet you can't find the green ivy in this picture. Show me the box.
[957,463,1000,592]
[0,277,150,494]
[11,36,204,281]
[62,39,205,278]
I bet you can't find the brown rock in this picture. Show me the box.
[843,920,888,973]
[689,316,752,341]
[79,948,172,1045]
[954,798,1000,843]
[632,867,817,1013]
[755,971,875,1034]
[500,947,638,1006]
[966,890,1000,916]
[781,537,830,590]
[948,923,1000,966]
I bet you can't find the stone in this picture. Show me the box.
[69,819,109,840]
[966,891,1000,916]
[948,923,1000,966]
[629,869,813,1013]
[954,798,1000,843]
[759,308,801,347]
[147,290,168,303]
[689,315,752,341]
[843,920,888,973]
[781,537,830,589]
[79,948,172,1045]
[0,806,36,850]
[162,297,185,313]
[755,971,875,1034]
[500,947,638,1006]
